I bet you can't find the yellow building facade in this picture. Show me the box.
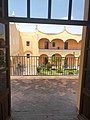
[10,23,82,59]
[9,23,82,76]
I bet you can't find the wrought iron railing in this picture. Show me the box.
[10,56,80,76]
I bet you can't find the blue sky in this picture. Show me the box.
[15,23,82,34]
[8,0,84,34]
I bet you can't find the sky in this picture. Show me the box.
[15,23,82,34]
[8,0,85,34]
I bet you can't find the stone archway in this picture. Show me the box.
[65,39,78,49]
[39,54,48,64]
[50,39,64,49]
[51,53,62,65]
[38,38,50,49]
[65,54,76,68]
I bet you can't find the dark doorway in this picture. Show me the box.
[45,57,48,64]
[64,42,68,49]
[45,41,49,49]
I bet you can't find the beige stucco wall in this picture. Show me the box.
[10,23,82,58]
[19,28,82,58]
[10,23,20,56]
[19,32,24,56]
[19,32,33,55]
[36,28,81,42]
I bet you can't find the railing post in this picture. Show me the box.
[37,56,39,65]
[62,57,65,67]
[76,57,79,69]
[48,56,51,64]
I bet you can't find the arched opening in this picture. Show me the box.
[39,54,48,64]
[65,54,76,68]
[50,39,64,49]
[38,38,50,49]
[78,40,82,49]
[24,51,32,57]
[51,53,62,66]
[65,39,78,49]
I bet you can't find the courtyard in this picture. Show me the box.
[11,76,79,120]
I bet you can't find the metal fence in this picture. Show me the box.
[10,56,80,76]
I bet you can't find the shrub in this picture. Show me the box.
[46,62,52,71]
[37,64,46,73]
[37,65,41,73]
[56,66,63,73]
[40,64,46,69]
[67,70,75,75]
[68,71,74,75]
[52,57,61,62]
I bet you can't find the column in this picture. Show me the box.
[76,57,79,69]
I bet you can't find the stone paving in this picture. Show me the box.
[11,77,79,120]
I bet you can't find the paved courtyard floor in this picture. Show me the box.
[11,77,79,120]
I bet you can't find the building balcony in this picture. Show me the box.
[39,48,81,53]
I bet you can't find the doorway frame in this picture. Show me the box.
[2,0,90,119]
